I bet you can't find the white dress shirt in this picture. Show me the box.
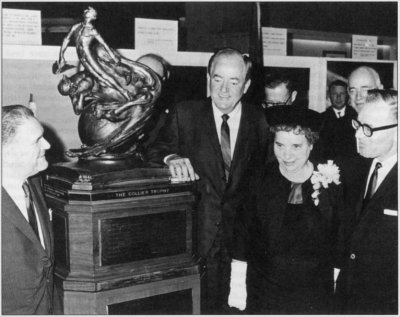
[3,177,45,248]
[334,107,346,119]
[364,154,397,198]
[164,102,243,164]
[212,102,242,158]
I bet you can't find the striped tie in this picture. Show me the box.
[221,114,231,182]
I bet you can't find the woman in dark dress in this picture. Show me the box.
[228,107,343,314]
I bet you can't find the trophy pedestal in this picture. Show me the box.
[45,160,202,314]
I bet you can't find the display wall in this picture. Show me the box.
[3,45,397,163]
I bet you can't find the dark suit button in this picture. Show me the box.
[215,222,220,227]
[42,257,51,267]
[350,253,356,260]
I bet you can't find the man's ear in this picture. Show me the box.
[291,90,298,103]
[243,79,252,94]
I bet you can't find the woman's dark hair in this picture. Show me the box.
[270,124,319,145]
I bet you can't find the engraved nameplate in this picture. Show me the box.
[99,210,187,266]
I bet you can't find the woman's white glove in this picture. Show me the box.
[228,259,247,311]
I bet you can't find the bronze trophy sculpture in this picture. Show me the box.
[46,8,200,314]
[54,6,161,160]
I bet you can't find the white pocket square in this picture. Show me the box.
[384,209,397,216]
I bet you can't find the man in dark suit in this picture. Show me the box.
[146,48,269,313]
[320,80,358,160]
[335,89,398,314]
[2,105,58,314]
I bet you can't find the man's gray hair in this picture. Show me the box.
[2,105,35,146]
[350,66,383,88]
[207,47,252,82]
[366,89,397,122]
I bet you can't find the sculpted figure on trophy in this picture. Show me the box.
[54,6,162,160]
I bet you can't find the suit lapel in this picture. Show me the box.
[351,159,373,220]
[363,163,398,210]
[28,177,52,255]
[2,187,47,255]
[230,103,251,176]
[199,99,223,162]
[328,107,337,120]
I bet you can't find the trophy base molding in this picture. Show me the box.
[45,161,202,314]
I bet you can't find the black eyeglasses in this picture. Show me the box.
[352,119,397,137]
[262,94,292,109]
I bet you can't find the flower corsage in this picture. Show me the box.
[310,160,341,206]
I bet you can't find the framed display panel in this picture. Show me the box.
[263,66,310,108]
[263,55,326,112]
[323,58,397,110]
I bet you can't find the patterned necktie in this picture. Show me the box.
[363,162,382,207]
[22,181,39,238]
[221,114,231,182]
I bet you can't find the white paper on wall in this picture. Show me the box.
[3,9,42,45]
[352,35,378,60]
[262,27,287,56]
[135,18,178,52]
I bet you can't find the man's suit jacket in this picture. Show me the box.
[335,156,398,314]
[2,176,56,314]
[146,98,269,257]
[319,106,358,160]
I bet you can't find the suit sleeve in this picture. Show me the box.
[145,103,180,165]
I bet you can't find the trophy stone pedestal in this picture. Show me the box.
[45,159,202,314]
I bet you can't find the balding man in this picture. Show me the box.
[335,89,397,314]
[347,66,383,112]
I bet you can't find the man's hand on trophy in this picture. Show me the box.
[166,155,199,182]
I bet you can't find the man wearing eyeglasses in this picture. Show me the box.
[335,89,397,314]
[262,71,298,110]
[347,66,383,112]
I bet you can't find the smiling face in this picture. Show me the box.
[208,54,250,114]
[329,85,347,110]
[348,68,381,111]
[3,117,50,179]
[274,130,313,174]
[356,101,397,161]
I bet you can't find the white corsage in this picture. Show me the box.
[310,160,341,206]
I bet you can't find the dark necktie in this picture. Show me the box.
[363,162,382,207]
[22,181,40,238]
[221,114,231,182]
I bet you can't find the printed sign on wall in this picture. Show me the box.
[352,35,378,60]
[262,27,287,56]
[135,18,178,52]
[3,9,42,45]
